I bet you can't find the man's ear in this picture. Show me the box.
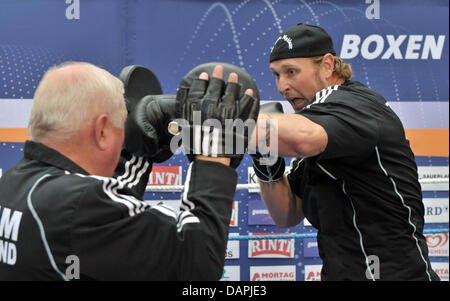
[321,53,335,79]
[94,114,109,151]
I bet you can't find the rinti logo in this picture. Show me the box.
[248,233,294,258]
[147,166,182,186]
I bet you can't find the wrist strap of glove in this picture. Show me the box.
[252,156,285,182]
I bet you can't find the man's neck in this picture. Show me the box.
[44,137,102,176]
[327,75,345,87]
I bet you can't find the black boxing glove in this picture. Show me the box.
[176,65,259,169]
[175,62,260,168]
[250,102,286,182]
[119,65,163,113]
[124,94,177,162]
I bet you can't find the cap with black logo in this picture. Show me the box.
[270,23,336,62]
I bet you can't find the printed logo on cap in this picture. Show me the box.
[272,34,293,51]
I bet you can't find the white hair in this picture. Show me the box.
[28,62,126,143]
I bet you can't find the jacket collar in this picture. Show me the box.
[24,140,89,175]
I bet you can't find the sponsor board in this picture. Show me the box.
[247,167,259,193]
[340,34,446,60]
[431,261,449,281]
[303,238,319,258]
[248,199,274,225]
[247,198,315,227]
[147,166,182,191]
[250,265,296,281]
[225,233,240,260]
[418,166,449,191]
[230,201,238,227]
[220,265,240,281]
[304,265,322,281]
[248,233,294,258]
[423,198,449,223]
[303,262,449,281]
[426,233,449,257]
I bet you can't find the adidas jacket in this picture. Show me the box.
[0,140,237,280]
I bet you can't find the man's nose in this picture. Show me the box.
[277,76,289,96]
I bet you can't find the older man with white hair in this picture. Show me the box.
[0,61,257,280]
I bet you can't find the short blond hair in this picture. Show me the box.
[29,62,126,143]
[312,55,353,81]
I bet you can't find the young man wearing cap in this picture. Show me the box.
[251,23,439,281]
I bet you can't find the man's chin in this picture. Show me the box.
[292,99,310,111]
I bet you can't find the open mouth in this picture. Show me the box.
[288,97,308,109]
[291,97,304,103]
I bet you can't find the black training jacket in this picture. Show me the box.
[288,80,439,281]
[0,140,236,280]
